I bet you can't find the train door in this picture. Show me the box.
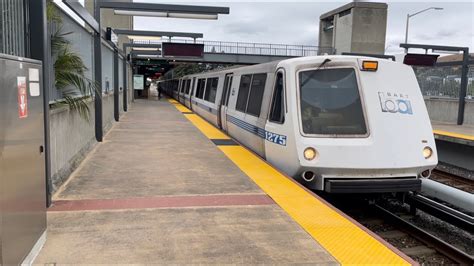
[178,79,184,103]
[264,69,288,162]
[190,77,196,110]
[218,73,233,130]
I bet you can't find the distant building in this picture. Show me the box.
[437,53,474,62]
[319,2,387,55]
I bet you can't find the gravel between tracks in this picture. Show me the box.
[380,198,473,255]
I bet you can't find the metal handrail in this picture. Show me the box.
[133,39,334,57]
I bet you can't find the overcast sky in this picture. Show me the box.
[132,0,473,55]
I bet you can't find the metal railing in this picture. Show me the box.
[413,63,474,99]
[134,39,334,57]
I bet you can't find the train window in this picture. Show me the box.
[226,76,233,106]
[269,71,285,123]
[222,74,233,107]
[236,75,252,112]
[185,79,191,94]
[196,78,206,99]
[204,77,219,103]
[191,78,196,96]
[179,80,184,93]
[221,75,230,106]
[299,68,367,135]
[246,73,267,117]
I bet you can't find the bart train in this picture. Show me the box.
[160,55,438,193]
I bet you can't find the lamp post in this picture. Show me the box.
[404,7,443,52]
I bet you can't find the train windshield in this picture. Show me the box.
[299,68,367,136]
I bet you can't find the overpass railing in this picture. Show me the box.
[134,39,334,57]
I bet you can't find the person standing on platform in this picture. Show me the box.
[157,83,163,100]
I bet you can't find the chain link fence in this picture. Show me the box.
[412,63,474,99]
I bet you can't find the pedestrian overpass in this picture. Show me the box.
[131,39,334,64]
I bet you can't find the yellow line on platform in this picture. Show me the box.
[433,130,474,141]
[174,104,192,113]
[185,114,230,140]
[168,99,229,140]
[169,99,410,265]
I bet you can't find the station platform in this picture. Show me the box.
[432,121,474,146]
[34,99,413,264]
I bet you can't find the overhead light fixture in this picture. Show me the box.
[114,10,167,17]
[168,12,218,20]
[135,54,161,58]
[114,10,218,20]
[132,47,160,51]
[127,35,162,41]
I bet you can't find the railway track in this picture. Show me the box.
[325,195,474,265]
[430,169,474,194]
[373,204,473,265]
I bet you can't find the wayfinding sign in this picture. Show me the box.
[133,75,144,90]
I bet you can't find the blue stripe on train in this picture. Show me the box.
[226,115,286,146]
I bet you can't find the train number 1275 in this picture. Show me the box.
[265,131,287,146]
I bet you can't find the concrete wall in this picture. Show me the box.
[318,2,387,55]
[424,98,473,125]
[318,19,334,50]
[102,94,115,133]
[49,101,95,191]
[333,13,353,55]
[351,6,387,54]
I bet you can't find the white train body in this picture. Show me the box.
[162,56,438,193]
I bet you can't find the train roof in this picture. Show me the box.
[176,55,397,80]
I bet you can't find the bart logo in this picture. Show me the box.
[378,92,413,115]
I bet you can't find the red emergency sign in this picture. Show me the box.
[18,77,28,118]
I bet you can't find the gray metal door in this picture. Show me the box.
[190,77,196,110]
[218,73,233,131]
[0,54,47,264]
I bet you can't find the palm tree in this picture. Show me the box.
[48,1,99,121]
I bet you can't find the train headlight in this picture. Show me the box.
[304,147,317,161]
[423,146,433,159]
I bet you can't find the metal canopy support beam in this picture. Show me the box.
[63,0,100,33]
[114,48,119,122]
[28,0,52,207]
[400,43,470,125]
[94,0,103,141]
[400,43,468,53]
[98,1,229,15]
[122,43,128,112]
[115,29,203,39]
[130,50,162,56]
[127,43,162,49]
[458,51,470,125]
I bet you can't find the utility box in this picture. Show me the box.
[0,54,47,264]
[319,2,388,55]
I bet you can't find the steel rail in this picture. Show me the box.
[373,204,474,265]
[407,193,473,233]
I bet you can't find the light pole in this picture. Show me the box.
[404,7,443,52]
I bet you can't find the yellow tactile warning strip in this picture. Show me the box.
[218,146,410,265]
[433,130,474,141]
[169,99,230,139]
[185,114,230,140]
[168,99,412,265]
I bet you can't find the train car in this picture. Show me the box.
[162,55,438,193]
